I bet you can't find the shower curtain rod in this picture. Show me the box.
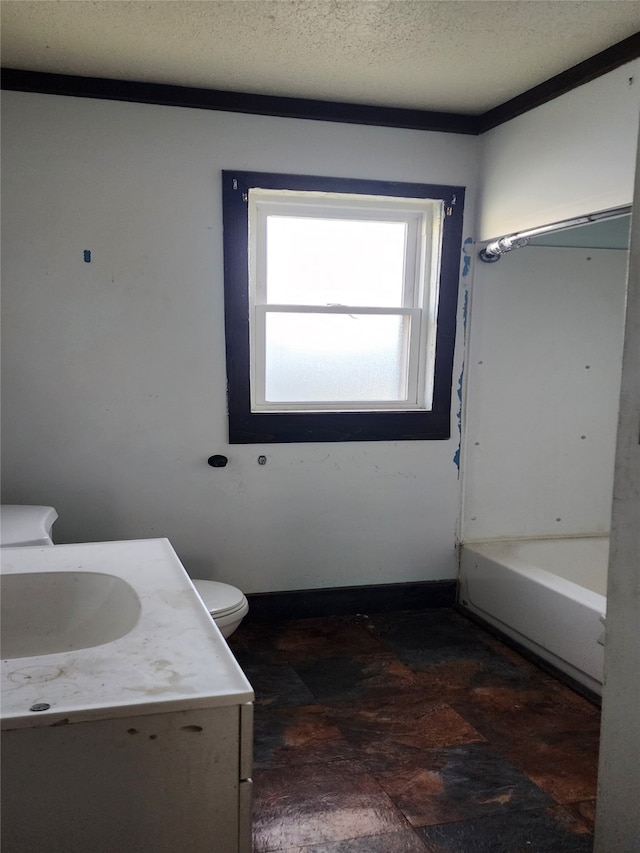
[478,205,632,263]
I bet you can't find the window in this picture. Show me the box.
[222,171,465,443]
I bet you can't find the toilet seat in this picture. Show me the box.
[0,505,58,547]
[192,579,249,638]
[192,580,248,620]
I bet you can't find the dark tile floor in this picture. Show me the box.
[228,608,600,853]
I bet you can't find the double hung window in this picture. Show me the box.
[222,171,464,443]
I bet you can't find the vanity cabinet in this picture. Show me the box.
[2,702,254,852]
[0,539,254,853]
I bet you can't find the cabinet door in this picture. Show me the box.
[2,706,242,853]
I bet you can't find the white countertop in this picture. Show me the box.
[1,539,254,729]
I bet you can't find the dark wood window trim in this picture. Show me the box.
[222,171,465,444]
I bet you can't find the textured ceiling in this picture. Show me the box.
[1,1,639,114]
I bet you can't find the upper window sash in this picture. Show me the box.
[249,189,442,310]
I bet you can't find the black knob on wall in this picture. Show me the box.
[208,455,228,467]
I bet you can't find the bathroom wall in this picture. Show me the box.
[595,131,640,853]
[461,244,629,541]
[0,91,476,592]
[478,60,640,242]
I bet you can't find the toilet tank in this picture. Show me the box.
[0,506,58,547]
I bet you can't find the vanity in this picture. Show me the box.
[0,538,254,853]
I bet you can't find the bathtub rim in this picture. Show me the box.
[461,536,608,608]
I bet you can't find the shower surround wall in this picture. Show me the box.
[461,245,628,542]
[0,91,475,594]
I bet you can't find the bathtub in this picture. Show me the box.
[459,536,608,695]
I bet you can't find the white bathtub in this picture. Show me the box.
[459,536,608,695]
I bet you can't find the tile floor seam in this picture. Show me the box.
[411,798,588,827]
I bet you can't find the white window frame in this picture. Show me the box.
[248,189,444,414]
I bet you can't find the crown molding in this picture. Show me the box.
[0,68,479,135]
[2,33,639,135]
[478,31,640,132]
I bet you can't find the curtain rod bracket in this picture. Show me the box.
[479,236,529,263]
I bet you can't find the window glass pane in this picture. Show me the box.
[264,313,409,403]
[266,217,406,307]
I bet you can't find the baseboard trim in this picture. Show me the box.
[246,579,457,621]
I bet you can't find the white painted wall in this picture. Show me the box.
[0,91,476,592]
[462,245,628,541]
[595,133,640,853]
[478,60,640,242]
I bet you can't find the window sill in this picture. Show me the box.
[228,409,452,443]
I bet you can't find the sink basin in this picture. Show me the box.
[1,571,141,659]
[1,539,254,728]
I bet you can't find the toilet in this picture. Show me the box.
[192,580,249,639]
[0,505,249,638]
[0,504,58,547]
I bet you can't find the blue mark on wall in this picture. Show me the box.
[454,240,472,473]
[462,236,473,279]
[453,362,464,473]
[83,250,91,263]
